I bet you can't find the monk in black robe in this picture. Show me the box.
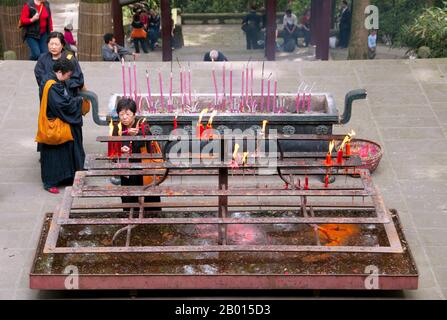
[39,58,85,194]
[34,32,85,155]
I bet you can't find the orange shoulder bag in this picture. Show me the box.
[35,80,74,145]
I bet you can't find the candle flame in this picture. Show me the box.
[328,140,335,155]
[261,120,268,133]
[242,152,248,164]
[233,143,240,160]
[118,121,122,136]
[121,58,124,66]
[109,119,114,136]
[339,130,355,151]
[198,108,208,123]
[348,129,356,141]
[208,110,217,125]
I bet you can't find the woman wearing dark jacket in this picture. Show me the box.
[20,0,53,60]
[38,58,85,194]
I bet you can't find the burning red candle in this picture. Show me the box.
[325,140,335,166]
[173,115,178,130]
[325,153,332,166]
[324,174,329,188]
[337,149,343,164]
[141,122,146,137]
[346,143,351,156]
[197,123,204,138]
[304,176,309,190]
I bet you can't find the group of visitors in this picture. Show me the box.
[101,7,161,60]
[129,7,161,54]
[19,0,83,193]
[278,8,311,52]
[241,5,311,53]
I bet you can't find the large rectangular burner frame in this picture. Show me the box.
[43,134,402,255]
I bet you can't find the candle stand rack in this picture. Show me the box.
[30,134,418,291]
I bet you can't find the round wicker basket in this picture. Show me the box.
[349,139,383,173]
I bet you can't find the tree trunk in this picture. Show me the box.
[348,0,370,60]
[78,0,113,61]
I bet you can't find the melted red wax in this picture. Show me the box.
[194,224,263,244]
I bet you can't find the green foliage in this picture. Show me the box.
[289,0,312,16]
[171,0,297,13]
[400,2,447,58]
[81,0,110,3]
[417,46,431,58]
[371,0,427,43]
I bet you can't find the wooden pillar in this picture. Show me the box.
[111,0,124,46]
[310,0,318,46]
[160,0,172,61]
[315,0,331,61]
[265,0,276,61]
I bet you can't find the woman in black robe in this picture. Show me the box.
[34,32,84,156]
[114,98,161,211]
[39,58,85,194]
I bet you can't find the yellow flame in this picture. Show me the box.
[208,110,217,125]
[198,108,208,123]
[109,119,114,136]
[328,140,335,155]
[339,136,350,151]
[348,129,356,141]
[118,122,122,136]
[242,152,248,164]
[233,143,240,160]
[261,120,268,133]
[141,118,146,124]
[338,129,356,150]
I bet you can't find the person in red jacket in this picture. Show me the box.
[20,0,53,60]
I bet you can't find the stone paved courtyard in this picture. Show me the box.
[0,57,446,299]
